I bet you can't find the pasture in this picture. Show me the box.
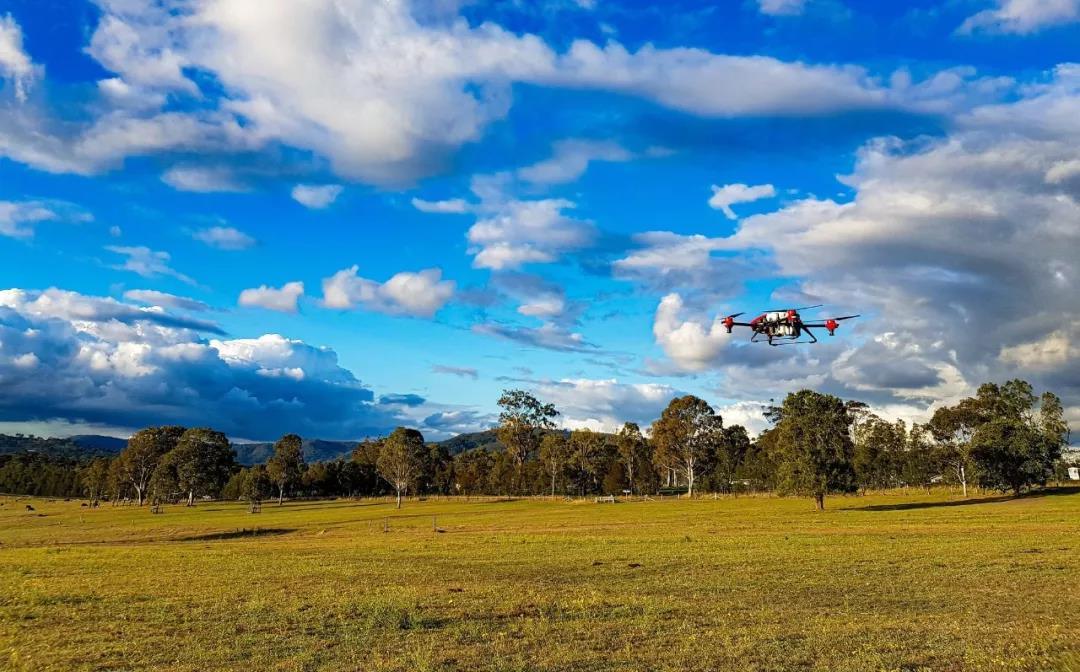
[1,490,1078,671]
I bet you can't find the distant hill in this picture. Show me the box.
[231,439,359,465]
[70,435,128,453]
[231,431,505,465]
[436,429,502,455]
[0,434,120,460]
[1,428,609,465]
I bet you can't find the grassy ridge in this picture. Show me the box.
[1,490,1078,671]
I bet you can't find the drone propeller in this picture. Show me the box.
[720,312,750,334]
[724,312,745,319]
[830,314,860,321]
[765,303,823,313]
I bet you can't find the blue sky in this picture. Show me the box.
[1,0,1078,441]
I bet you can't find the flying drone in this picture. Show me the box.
[721,305,859,346]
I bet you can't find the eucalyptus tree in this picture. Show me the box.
[539,432,570,498]
[118,426,186,505]
[266,433,306,505]
[497,389,558,493]
[616,422,649,495]
[376,427,426,508]
[771,390,857,510]
[651,396,723,498]
[171,428,235,506]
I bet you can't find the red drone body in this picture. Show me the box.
[720,305,859,346]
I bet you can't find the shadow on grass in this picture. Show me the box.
[856,487,1080,512]
[174,528,296,542]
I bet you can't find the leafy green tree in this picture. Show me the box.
[80,458,111,503]
[853,416,906,490]
[970,419,1040,495]
[418,442,453,495]
[302,461,332,496]
[901,424,937,493]
[351,438,387,496]
[772,390,857,510]
[651,395,723,498]
[569,428,606,496]
[243,465,272,502]
[118,426,185,505]
[737,427,779,492]
[1039,391,1069,451]
[703,424,752,494]
[148,452,180,503]
[928,403,981,496]
[616,422,650,495]
[376,427,426,508]
[266,434,306,505]
[601,459,627,495]
[497,389,559,493]
[945,380,1066,496]
[452,448,494,496]
[107,457,130,503]
[539,432,570,497]
[222,466,271,502]
[170,428,236,505]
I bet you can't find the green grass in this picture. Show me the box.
[1,489,1078,671]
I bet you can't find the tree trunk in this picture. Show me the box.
[960,465,967,497]
[814,493,825,511]
[686,465,694,498]
[277,485,284,506]
[187,491,194,507]
[135,485,145,506]
[550,470,556,499]
[396,487,402,509]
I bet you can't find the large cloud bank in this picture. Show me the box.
[0,288,409,439]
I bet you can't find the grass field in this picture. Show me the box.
[1,489,1078,672]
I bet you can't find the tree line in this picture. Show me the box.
[4,379,1073,509]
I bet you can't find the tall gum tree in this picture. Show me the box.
[651,395,723,498]
[171,428,235,506]
[267,434,306,505]
[497,389,558,494]
[377,427,426,509]
[616,422,648,496]
[539,432,570,498]
[118,426,186,505]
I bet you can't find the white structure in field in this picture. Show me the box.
[1069,467,1080,481]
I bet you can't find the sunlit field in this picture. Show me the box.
[2,489,1078,672]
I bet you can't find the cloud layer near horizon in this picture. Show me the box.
[0,288,409,440]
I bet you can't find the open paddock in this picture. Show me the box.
[1,489,1078,671]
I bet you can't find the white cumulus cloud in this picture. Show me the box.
[238,281,305,313]
[322,265,455,317]
[958,0,1080,34]
[190,226,257,250]
[106,245,195,284]
[292,184,344,209]
[0,14,36,101]
[708,183,777,219]
[517,139,633,185]
[534,378,681,433]
[162,165,246,193]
